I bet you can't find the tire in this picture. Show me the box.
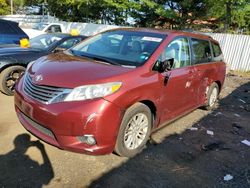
[204,82,219,110]
[114,103,152,157]
[0,66,25,96]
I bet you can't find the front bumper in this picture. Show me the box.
[14,77,123,155]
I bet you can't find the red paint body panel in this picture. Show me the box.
[29,54,132,88]
[15,77,123,154]
[14,28,226,155]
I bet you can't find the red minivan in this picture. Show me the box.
[14,28,226,157]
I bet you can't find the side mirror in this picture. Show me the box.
[53,47,65,53]
[157,58,174,73]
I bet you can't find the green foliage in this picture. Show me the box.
[13,0,25,8]
[231,2,250,32]
[0,0,10,15]
[24,0,44,6]
[46,0,103,23]
[207,0,250,33]
[3,0,248,33]
[129,0,159,27]
[45,0,134,25]
[130,0,211,29]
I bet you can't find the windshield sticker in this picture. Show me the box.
[142,37,162,42]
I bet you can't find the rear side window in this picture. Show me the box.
[212,42,223,61]
[191,38,212,64]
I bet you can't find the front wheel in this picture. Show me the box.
[0,66,25,96]
[115,103,152,157]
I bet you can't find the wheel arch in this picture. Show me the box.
[139,100,157,128]
[214,80,222,92]
[0,60,26,73]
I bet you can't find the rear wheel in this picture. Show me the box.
[115,103,152,157]
[0,66,25,96]
[204,82,219,110]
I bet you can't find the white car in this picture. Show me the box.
[22,23,66,38]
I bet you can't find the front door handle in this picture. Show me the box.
[164,72,171,86]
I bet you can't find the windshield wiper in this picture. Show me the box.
[68,50,122,66]
[90,56,121,66]
[78,53,121,66]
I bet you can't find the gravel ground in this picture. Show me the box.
[0,74,249,188]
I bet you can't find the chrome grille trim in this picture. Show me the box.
[23,74,70,104]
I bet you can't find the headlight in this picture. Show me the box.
[26,61,35,70]
[64,82,122,102]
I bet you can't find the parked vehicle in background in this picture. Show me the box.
[0,19,29,45]
[14,28,226,157]
[0,33,87,95]
[22,23,66,38]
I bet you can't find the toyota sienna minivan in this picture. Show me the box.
[14,28,226,157]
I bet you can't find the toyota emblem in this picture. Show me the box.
[35,75,43,82]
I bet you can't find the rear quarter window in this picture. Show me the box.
[212,42,223,62]
[191,38,212,64]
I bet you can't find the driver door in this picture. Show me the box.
[157,37,198,123]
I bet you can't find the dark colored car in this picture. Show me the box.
[0,33,87,95]
[14,28,226,157]
[0,19,29,45]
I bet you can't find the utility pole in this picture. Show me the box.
[86,0,89,23]
[10,0,13,15]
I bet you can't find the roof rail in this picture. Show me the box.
[182,29,212,38]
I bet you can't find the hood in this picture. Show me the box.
[0,46,41,56]
[28,53,133,88]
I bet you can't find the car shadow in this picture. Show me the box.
[0,133,54,187]
[89,80,250,188]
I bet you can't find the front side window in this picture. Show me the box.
[70,30,166,67]
[156,37,191,70]
[191,38,212,64]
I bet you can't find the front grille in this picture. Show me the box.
[23,74,66,104]
[21,112,55,139]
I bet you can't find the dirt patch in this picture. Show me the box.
[0,122,9,135]
[0,74,249,187]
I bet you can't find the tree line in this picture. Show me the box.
[1,0,249,34]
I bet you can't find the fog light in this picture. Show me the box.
[77,135,96,145]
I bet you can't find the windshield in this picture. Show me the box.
[30,34,63,49]
[70,30,166,67]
